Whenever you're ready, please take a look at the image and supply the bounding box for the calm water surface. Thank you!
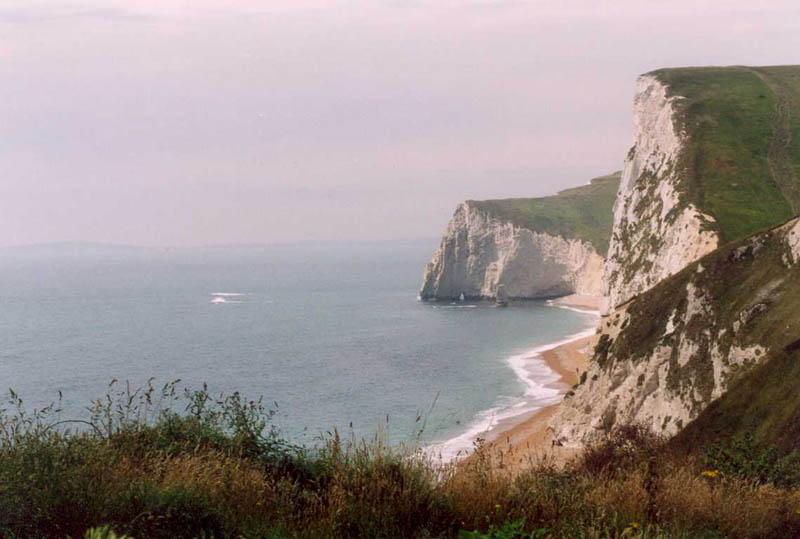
[0,241,595,448]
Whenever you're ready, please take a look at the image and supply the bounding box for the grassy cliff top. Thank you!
[467,171,620,255]
[649,65,800,244]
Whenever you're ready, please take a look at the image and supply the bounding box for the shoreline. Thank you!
[431,297,599,464]
[547,293,603,313]
[481,333,594,469]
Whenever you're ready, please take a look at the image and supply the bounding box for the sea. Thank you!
[0,240,597,459]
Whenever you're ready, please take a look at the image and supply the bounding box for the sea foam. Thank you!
[428,313,598,463]
[210,292,246,304]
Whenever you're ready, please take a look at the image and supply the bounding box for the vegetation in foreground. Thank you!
[3,382,800,538]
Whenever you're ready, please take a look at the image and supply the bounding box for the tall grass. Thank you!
[1,382,799,538]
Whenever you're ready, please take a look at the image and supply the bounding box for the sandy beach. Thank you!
[464,306,599,472]
[486,334,593,468]
[548,294,603,312]
[433,295,600,469]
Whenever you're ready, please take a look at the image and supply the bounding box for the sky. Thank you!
[1,1,799,247]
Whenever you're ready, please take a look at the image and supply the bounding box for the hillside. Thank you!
[674,334,800,457]
[468,171,621,256]
[420,172,620,301]
[653,65,800,243]
[552,65,800,448]
[603,65,800,309]
[6,379,800,538]
[552,214,800,447]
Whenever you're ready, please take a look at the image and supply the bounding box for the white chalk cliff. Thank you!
[420,202,605,301]
[424,67,800,450]
[547,69,800,448]
[550,218,799,446]
[603,75,718,311]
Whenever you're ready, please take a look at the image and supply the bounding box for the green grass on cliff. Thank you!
[674,341,800,458]
[663,222,800,455]
[652,65,800,243]
[468,172,620,256]
[595,213,800,450]
[605,220,800,369]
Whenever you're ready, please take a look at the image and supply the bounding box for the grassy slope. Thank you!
[652,65,800,243]
[595,214,800,449]
[606,65,800,451]
[608,222,800,368]
[673,341,800,456]
[468,171,620,256]
[757,66,800,206]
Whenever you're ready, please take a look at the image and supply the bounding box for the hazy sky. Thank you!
[2,1,799,246]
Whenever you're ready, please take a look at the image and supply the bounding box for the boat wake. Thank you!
[210,292,246,304]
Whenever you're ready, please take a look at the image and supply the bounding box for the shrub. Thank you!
[3,383,800,538]
[84,526,131,539]
[701,433,800,488]
[458,519,547,538]
[577,423,666,477]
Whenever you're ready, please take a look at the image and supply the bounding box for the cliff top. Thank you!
[649,65,800,243]
[467,171,621,255]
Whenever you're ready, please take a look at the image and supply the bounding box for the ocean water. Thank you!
[0,240,596,453]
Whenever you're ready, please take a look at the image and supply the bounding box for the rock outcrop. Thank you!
[420,203,605,300]
[420,173,620,301]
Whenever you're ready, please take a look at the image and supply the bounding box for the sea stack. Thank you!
[494,284,508,307]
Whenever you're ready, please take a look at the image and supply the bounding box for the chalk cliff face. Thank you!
[551,217,800,446]
[603,75,718,311]
[548,66,800,448]
[424,66,800,451]
[420,202,605,300]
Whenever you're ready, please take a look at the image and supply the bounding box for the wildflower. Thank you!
[622,523,639,535]
[701,470,719,478]
[494,504,501,509]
